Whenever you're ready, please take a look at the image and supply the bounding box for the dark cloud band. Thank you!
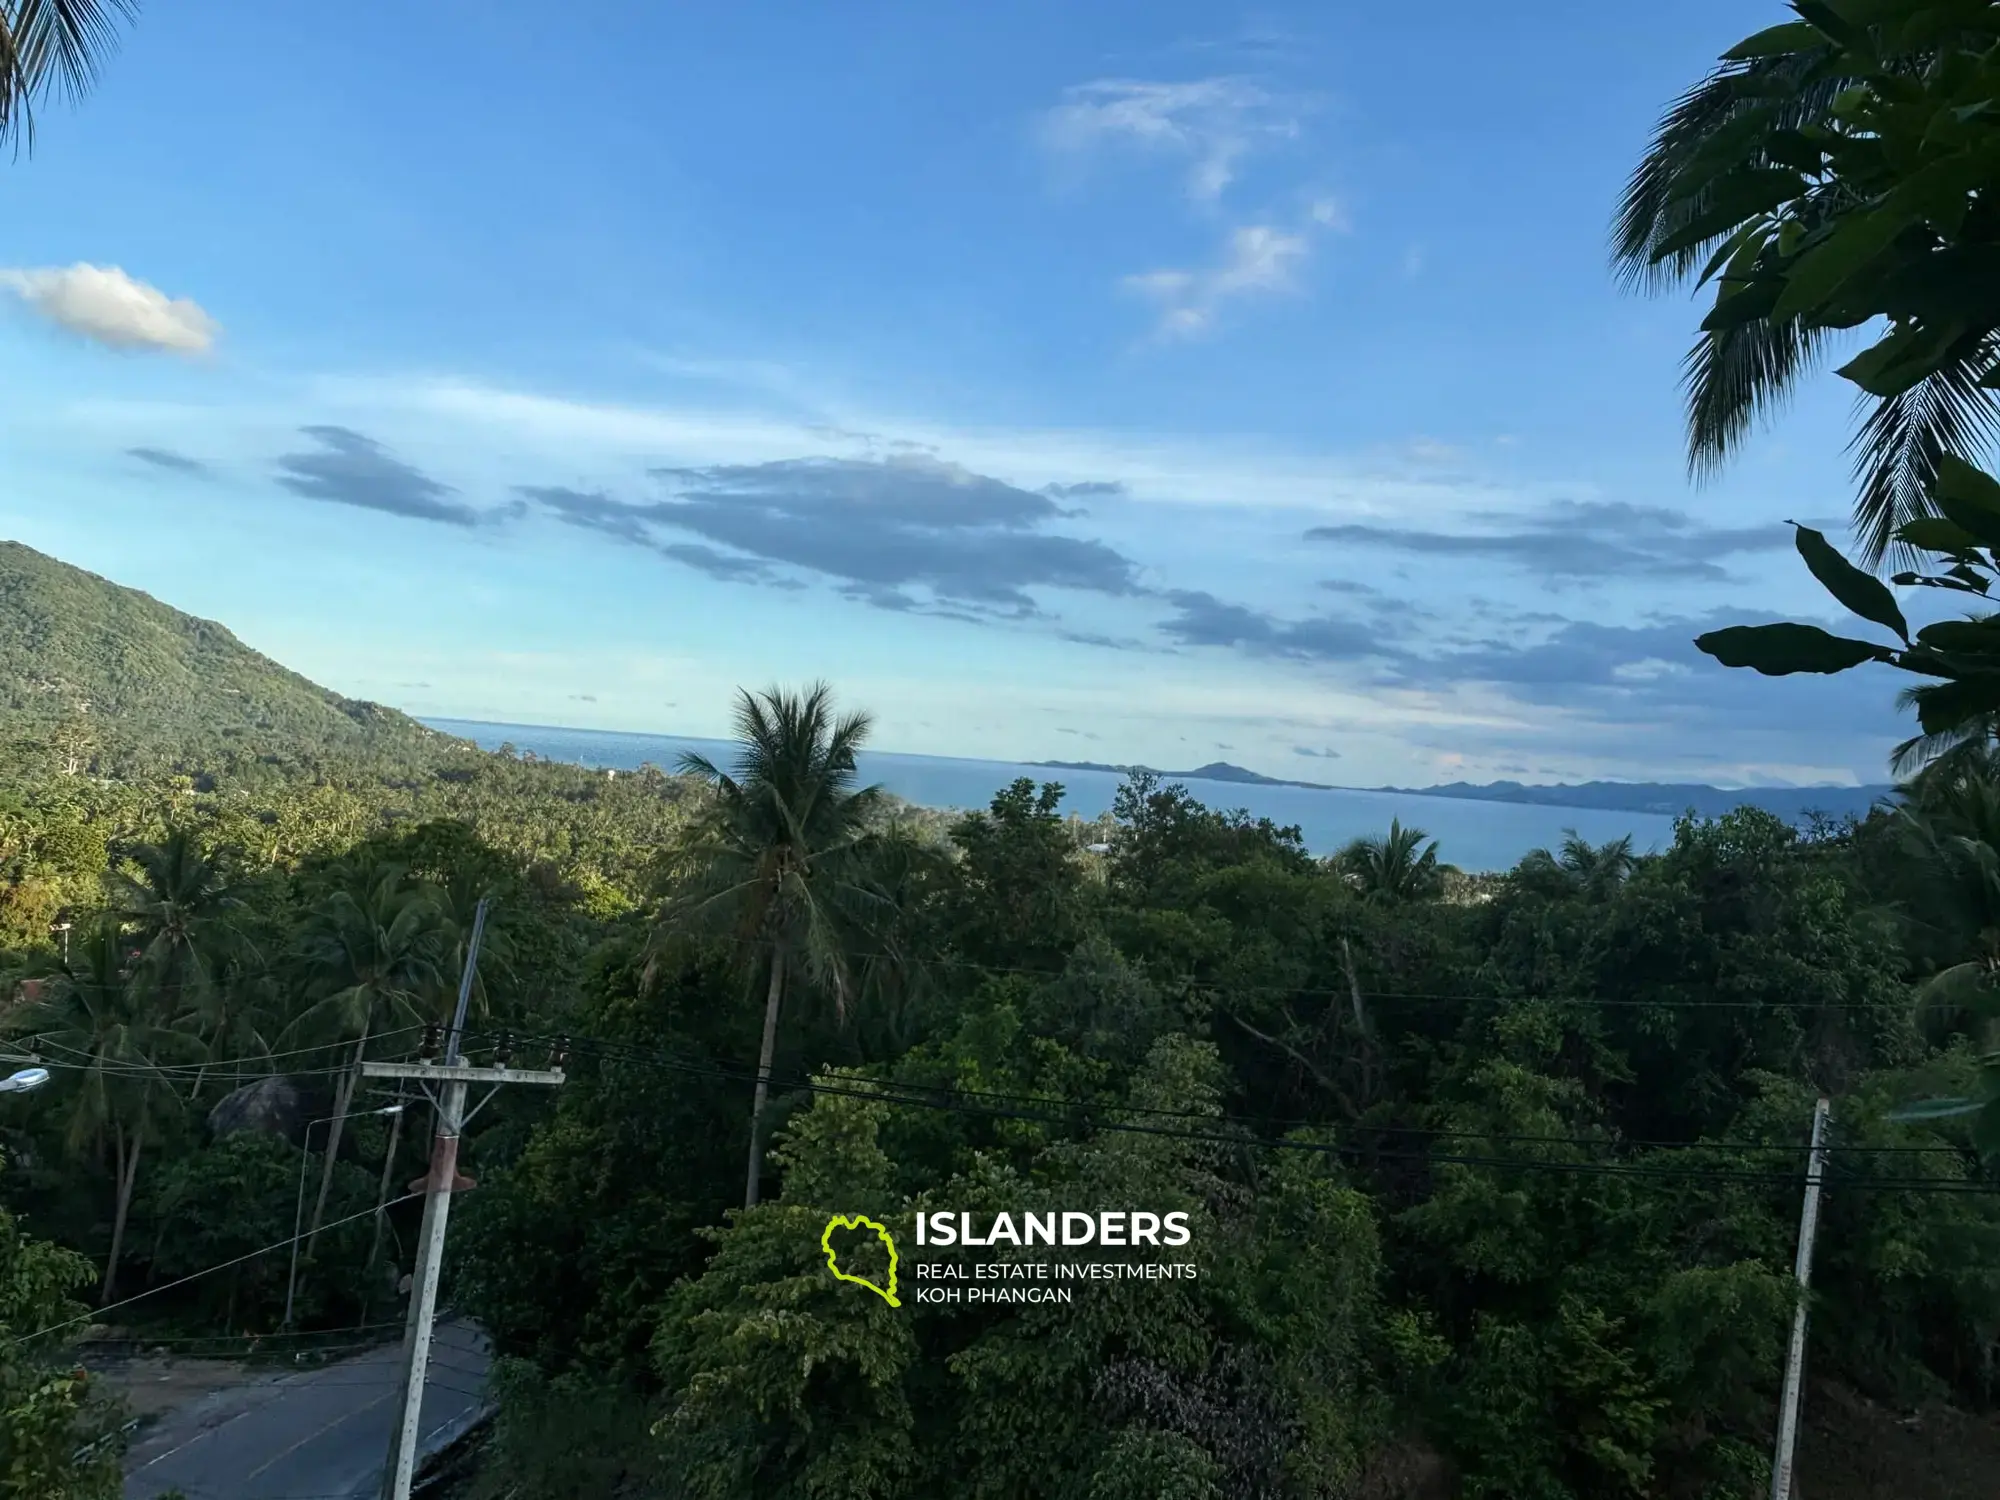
[1306,499,1795,582]
[276,426,485,526]
[522,456,1141,615]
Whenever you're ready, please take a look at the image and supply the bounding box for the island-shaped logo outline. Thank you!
[821,1213,901,1307]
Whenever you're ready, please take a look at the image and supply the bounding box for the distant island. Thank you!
[1030,760,1896,822]
[1035,759,1345,792]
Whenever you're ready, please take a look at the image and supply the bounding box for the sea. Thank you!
[424,717,1685,874]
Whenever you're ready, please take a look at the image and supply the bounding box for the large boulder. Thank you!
[206,1076,333,1149]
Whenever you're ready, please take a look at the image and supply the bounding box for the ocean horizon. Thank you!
[424,717,1686,873]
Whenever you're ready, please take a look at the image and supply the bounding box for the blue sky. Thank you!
[0,0,1916,787]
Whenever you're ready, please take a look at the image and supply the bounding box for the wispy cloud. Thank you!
[0,264,217,355]
[1124,224,1313,339]
[276,426,492,526]
[1305,499,1796,582]
[1039,73,1340,340]
[1158,589,1384,661]
[1038,76,1301,203]
[127,446,213,478]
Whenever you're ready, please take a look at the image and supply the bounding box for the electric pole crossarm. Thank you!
[361,1062,567,1086]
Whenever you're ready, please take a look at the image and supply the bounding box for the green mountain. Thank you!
[0,540,459,770]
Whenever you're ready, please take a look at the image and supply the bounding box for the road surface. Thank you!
[120,1319,492,1500]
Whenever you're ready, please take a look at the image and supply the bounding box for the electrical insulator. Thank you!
[550,1036,570,1071]
[420,1023,442,1061]
[493,1031,515,1068]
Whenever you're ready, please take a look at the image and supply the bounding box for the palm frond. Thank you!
[1890,714,1999,781]
[1682,316,1839,484]
[0,0,138,153]
[1851,353,2000,565]
[1611,52,1846,293]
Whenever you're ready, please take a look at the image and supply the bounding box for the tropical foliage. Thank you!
[0,1169,120,1499]
[0,0,136,157]
[4,636,2000,1495]
[13,3,2000,1495]
[1662,5,2000,1167]
[1615,0,2000,560]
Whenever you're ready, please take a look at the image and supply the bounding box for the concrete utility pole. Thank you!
[1769,1096,1832,1500]
[368,900,566,1500]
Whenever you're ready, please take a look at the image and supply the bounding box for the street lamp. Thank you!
[284,1103,404,1330]
[0,1068,49,1094]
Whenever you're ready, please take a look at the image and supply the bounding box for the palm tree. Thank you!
[842,819,949,1061]
[288,865,448,1247]
[1902,738,2000,813]
[26,919,192,1301]
[1520,832,1638,899]
[1883,772,2000,1152]
[1899,776,2000,1001]
[1334,819,1442,903]
[109,830,251,1098]
[664,683,890,1208]
[1,0,138,155]
[1612,17,2000,563]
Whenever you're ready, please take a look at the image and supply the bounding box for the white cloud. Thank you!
[0,264,218,355]
[1123,223,1311,338]
[1039,77,1300,204]
[1039,74,1345,340]
[1610,657,1693,682]
[1307,197,1348,230]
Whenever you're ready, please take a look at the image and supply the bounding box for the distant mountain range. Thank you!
[1030,760,1896,821]
[0,537,1898,827]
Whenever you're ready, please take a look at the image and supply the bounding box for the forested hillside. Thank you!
[0,540,456,775]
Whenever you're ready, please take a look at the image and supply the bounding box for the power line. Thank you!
[3,1192,424,1352]
[692,945,1927,1012]
[473,1029,2000,1196]
[13,934,1925,1025]
[83,1320,407,1345]
[11,1026,429,1083]
[489,1026,1977,1163]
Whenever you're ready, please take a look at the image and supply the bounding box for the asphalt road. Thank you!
[121,1319,492,1500]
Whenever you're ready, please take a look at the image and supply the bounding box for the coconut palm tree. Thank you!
[664,683,890,1208]
[288,865,448,1247]
[1898,775,2000,1007]
[110,830,238,986]
[27,919,193,1301]
[1880,775,2000,1152]
[1,0,139,155]
[1612,11,2000,563]
[1334,819,1442,903]
[1520,832,1639,899]
[109,830,252,1098]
